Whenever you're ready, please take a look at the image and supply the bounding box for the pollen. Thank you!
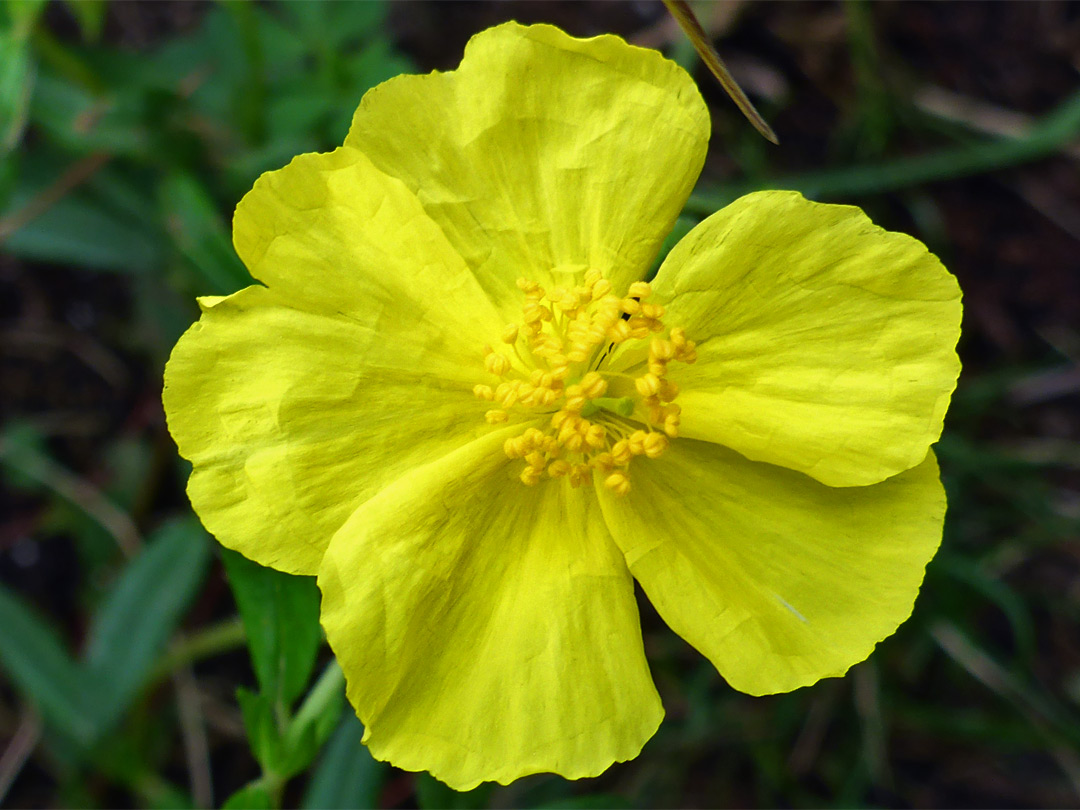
[473,273,696,495]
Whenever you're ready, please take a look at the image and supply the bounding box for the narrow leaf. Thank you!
[0,585,96,745]
[222,549,321,708]
[84,517,211,730]
[301,714,386,810]
[280,661,345,777]
[237,687,283,774]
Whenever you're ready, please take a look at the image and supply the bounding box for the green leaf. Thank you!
[222,549,321,708]
[1,184,163,272]
[416,772,494,809]
[302,713,386,810]
[0,585,97,746]
[222,780,274,810]
[159,171,251,295]
[61,0,106,43]
[83,517,212,731]
[0,0,47,151]
[280,662,345,778]
[0,29,35,151]
[237,687,283,774]
[537,797,634,810]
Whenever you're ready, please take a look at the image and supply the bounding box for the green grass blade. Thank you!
[686,87,1080,214]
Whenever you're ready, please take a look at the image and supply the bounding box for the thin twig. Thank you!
[662,0,779,144]
[149,617,247,684]
[0,151,110,243]
[172,661,214,809]
[0,712,42,804]
[0,437,141,557]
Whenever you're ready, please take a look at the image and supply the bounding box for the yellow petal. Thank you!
[163,285,491,575]
[319,428,662,790]
[233,145,504,338]
[599,440,945,696]
[645,190,961,487]
[345,22,710,299]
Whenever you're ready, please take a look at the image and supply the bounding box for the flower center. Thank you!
[474,270,696,496]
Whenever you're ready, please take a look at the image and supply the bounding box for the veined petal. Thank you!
[319,428,662,790]
[163,285,492,575]
[599,439,945,696]
[233,145,505,341]
[647,190,961,487]
[344,22,710,304]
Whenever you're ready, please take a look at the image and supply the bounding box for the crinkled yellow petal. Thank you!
[644,190,961,487]
[163,284,493,576]
[599,440,945,696]
[165,145,512,574]
[319,428,662,790]
[233,145,504,340]
[344,22,710,304]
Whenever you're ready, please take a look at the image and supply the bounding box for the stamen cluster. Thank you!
[474,271,696,495]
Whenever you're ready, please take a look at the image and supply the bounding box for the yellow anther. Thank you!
[480,273,692,493]
[611,440,632,466]
[650,338,675,362]
[643,432,669,459]
[663,415,680,438]
[580,372,607,399]
[607,320,632,343]
[635,373,661,398]
[496,385,519,408]
[522,427,545,447]
[585,423,606,448]
[563,431,585,452]
[520,466,542,486]
[604,470,631,496]
[658,380,679,402]
[590,452,615,472]
[485,352,510,376]
[627,318,652,340]
[568,463,591,488]
[548,459,571,478]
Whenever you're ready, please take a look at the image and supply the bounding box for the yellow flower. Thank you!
[163,23,961,790]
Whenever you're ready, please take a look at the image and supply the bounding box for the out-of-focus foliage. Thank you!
[2,1,1080,808]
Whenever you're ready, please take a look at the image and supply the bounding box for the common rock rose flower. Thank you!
[163,23,962,790]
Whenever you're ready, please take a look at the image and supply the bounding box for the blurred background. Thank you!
[1,1,1079,807]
